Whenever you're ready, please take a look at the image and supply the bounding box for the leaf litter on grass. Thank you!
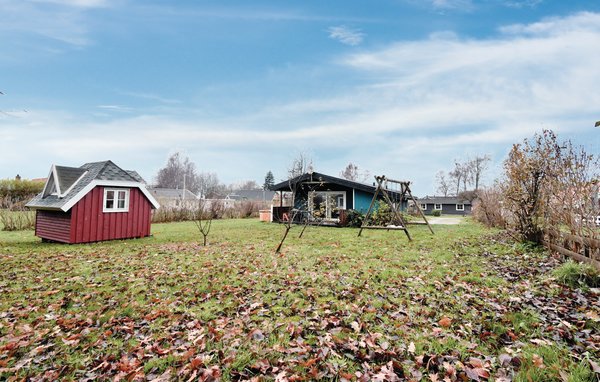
[0,220,598,381]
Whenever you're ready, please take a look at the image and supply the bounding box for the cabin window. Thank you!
[420,203,427,210]
[456,204,465,211]
[434,203,442,210]
[104,188,130,212]
[309,191,346,220]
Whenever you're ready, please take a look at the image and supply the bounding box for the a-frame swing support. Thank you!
[358,176,434,240]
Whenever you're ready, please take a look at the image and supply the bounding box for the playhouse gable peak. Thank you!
[27,160,159,212]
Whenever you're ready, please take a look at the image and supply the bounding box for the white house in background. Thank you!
[148,188,199,209]
[226,189,276,202]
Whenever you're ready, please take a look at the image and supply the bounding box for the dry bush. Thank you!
[501,130,599,243]
[151,206,195,223]
[0,209,36,231]
[472,186,507,228]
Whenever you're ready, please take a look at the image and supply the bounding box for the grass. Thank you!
[0,219,598,380]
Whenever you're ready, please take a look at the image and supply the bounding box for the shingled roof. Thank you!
[26,161,159,211]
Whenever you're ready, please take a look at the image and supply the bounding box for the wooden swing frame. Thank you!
[358,175,434,240]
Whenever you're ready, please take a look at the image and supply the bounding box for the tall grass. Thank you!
[0,209,36,231]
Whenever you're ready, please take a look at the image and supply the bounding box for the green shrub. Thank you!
[553,260,600,288]
[343,209,364,228]
[432,210,442,217]
[372,202,393,226]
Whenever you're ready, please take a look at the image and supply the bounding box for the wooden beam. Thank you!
[542,241,600,270]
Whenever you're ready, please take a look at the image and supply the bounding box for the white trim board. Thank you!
[61,180,161,212]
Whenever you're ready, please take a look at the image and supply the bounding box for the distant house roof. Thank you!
[26,160,159,212]
[149,188,198,200]
[417,196,472,205]
[227,189,276,201]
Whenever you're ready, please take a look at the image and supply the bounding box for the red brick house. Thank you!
[26,161,160,243]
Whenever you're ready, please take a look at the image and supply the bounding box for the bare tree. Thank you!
[155,152,201,193]
[198,172,226,198]
[288,152,313,179]
[275,176,324,253]
[232,180,261,190]
[435,171,451,197]
[448,163,463,196]
[340,162,370,183]
[469,155,491,191]
[193,199,213,246]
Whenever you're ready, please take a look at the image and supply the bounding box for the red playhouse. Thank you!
[26,160,160,243]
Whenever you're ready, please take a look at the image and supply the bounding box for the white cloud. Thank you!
[503,0,543,9]
[28,0,108,7]
[430,0,473,10]
[3,12,600,194]
[328,25,365,46]
[0,0,98,47]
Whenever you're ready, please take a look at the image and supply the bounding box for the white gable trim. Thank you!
[58,170,88,198]
[60,180,161,212]
[41,165,58,198]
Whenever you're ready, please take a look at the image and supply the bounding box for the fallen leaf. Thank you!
[439,317,452,328]
[532,354,545,369]
[590,359,600,373]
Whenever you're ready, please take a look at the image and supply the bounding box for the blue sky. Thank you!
[1,0,599,195]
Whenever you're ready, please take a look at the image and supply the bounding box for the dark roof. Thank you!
[227,189,276,201]
[271,172,406,199]
[27,161,153,211]
[126,170,146,183]
[149,188,197,200]
[417,196,471,205]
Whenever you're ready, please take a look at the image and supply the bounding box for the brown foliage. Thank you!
[501,130,599,243]
[472,186,507,229]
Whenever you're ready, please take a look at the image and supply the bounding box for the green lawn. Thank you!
[0,219,598,381]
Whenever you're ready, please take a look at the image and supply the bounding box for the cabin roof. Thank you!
[26,160,159,211]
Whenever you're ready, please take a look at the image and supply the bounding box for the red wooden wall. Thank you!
[69,186,152,243]
[36,210,72,243]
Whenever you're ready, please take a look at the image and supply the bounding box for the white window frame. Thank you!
[434,203,442,210]
[420,203,427,210]
[103,188,130,213]
[456,204,465,211]
[309,191,346,220]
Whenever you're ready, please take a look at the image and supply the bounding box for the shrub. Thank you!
[472,186,507,228]
[371,202,393,225]
[0,209,36,231]
[432,210,441,217]
[0,179,44,208]
[343,209,364,228]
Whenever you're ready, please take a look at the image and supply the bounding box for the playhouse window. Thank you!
[434,204,442,210]
[104,188,130,212]
[456,204,465,211]
[420,203,427,210]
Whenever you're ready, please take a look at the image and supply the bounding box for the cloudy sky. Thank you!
[1,0,599,195]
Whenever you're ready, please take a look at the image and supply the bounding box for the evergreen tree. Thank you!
[263,171,275,190]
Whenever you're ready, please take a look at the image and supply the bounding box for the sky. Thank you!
[1,0,599,196]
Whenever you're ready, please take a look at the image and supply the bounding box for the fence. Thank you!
[542,229,600,270]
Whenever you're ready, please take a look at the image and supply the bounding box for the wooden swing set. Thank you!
[358,175,434,241]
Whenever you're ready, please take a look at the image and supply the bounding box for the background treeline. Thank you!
[0,178,44,209]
